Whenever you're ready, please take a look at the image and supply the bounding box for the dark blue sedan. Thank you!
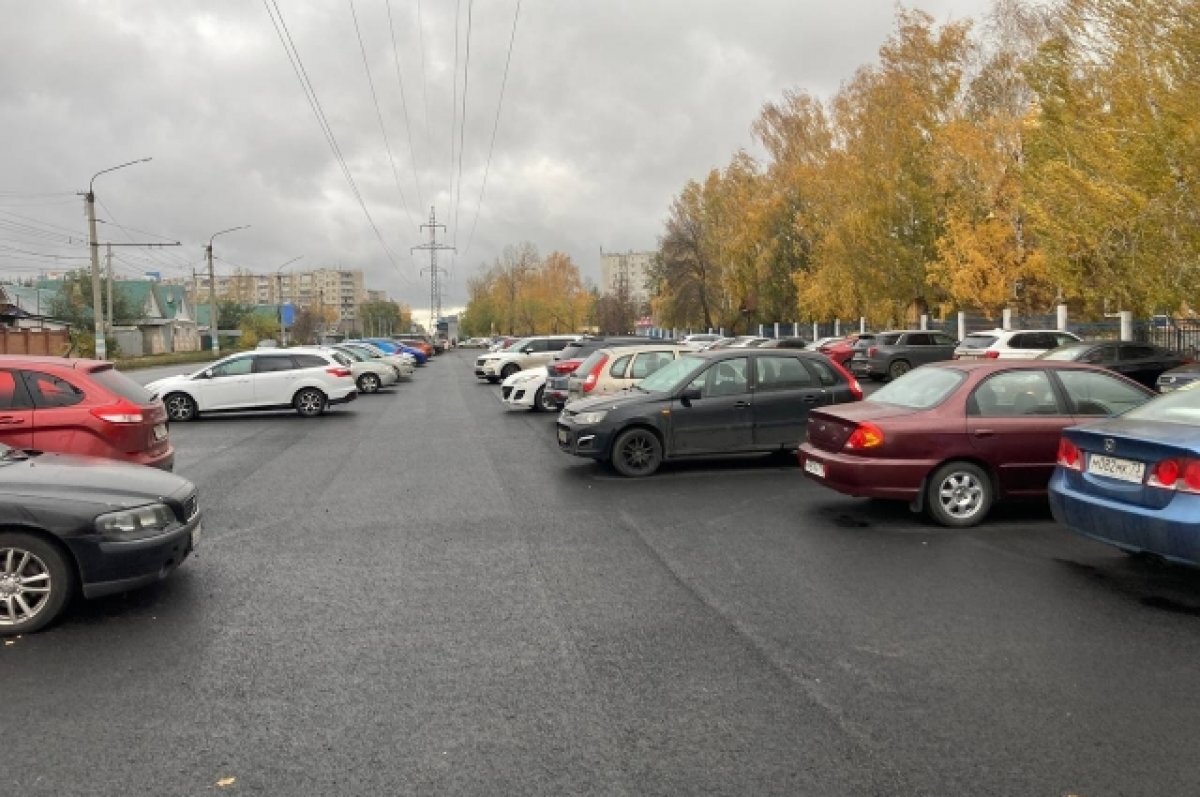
[1049,386,1200,566]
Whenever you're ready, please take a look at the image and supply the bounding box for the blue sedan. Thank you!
[354,338,427,365]
[1049,386,1200,566]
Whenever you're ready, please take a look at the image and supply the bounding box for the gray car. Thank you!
[852,329,958,381]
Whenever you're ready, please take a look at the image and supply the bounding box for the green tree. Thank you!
[48,270,138,357]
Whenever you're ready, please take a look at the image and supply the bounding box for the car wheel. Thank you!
[610,427,663,478]
[0,532,74,636]
[486,376,500,384]
[500,364,520,379]
[357,373,381,394]
[164,392,198,422]
[293,387,328,417]
[926,461,993,528]
[534,386,556,413]
[888,360,911,380]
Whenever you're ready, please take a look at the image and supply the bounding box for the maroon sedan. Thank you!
[798,361,1155,527]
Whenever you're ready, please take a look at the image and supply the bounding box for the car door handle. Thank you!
[734,400,751,409]
[802,395,819,404]
[0,416,24,425]
[973,429,996,438]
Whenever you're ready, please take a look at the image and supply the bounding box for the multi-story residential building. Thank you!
[600,249,653,305]
[187,268,370,329]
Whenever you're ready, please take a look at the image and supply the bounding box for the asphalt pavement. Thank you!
[5,350,1200,795]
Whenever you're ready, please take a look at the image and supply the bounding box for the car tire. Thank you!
[500,364,520,380]
[293,387,328,417]
[357,373,381,394]
[926,461,993,528]
[0,531,74,636]
[534,385,556,413]
[888,360,911,380]
[164,392,198,422]
[486,376,500,384]
[610,427,663,478]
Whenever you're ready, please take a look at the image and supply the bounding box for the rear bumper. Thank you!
[329,390,357,406]
[798,444,930,501]
[131,446,175,472]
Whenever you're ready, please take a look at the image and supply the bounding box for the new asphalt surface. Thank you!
[5,350,1200,795]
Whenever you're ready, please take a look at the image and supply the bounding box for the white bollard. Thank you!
[1057,304,1068,331]
[920,314,929,331]
[1120,311,1133,341]
[958,311,966,342]
[1002,308,1013,331]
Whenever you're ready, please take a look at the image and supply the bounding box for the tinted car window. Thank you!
[968,370,1064,416]
[688,357,749,398]
[22,371,85,409]
[1081,345,1117,364]
[609,355,632,378]
[905,333,932,346]
[932,333,957,346]
[0,370,30,410]
[1121,344,1157,360]
[211,357,252,377]
[877,333,902,346]
[254,355,296,373]
[755,356,814,391]
[547,338,573,352]
[804,357,838,386]
[630,351,674,379]
[89,366,155,404]
[1057,370,1149,416]
[293,354,330,368]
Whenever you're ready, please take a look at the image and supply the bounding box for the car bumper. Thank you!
[131,445,175,472]
[556,420,613,460]
[1049,470,1200,565]
[329,389,357,406]
[501,384,539,409]
[798,444,931,502]
[72,514,201,599]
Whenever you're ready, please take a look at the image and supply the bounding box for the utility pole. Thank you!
[206,226,250,356]
[411,206,454,336]
[105,244,113,335]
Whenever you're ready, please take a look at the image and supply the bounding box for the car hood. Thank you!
[503,367,547,386]
[144,373,196,395]
[1161,363,1200,377]
[565,390,657,413]
[0,452,194,509]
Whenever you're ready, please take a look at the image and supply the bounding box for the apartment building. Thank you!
[188,268,370,326]
[599,249,653,305]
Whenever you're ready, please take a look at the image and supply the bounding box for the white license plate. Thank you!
[557,428,569,445]
[803,458,826,478]
[1087,454,1145,483]
[191,524,202,549]
[153,423,168,441]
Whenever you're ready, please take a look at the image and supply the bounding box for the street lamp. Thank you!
[205,225,250,355]
[84,158,151,359]
[275,255,303,346]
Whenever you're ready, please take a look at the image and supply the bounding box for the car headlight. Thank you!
[574,410,608,425]
[96,503,176,541]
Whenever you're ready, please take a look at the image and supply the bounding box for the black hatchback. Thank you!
[556,349,862,476]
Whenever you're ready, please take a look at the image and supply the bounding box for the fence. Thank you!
[0,327,70,355]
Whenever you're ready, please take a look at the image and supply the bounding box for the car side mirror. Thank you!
[680,386,702,403]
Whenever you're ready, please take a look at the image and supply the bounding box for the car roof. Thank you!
[933,360,1134,374]
[601,343,689,355]
[0,355,110,371]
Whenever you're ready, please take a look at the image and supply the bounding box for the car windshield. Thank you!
[335,347,366,361]
[1122,385,1200,425]
[1038,344,1093,361]
[637,355,706,392]
[869,366,966,409]
[959,334,998,349]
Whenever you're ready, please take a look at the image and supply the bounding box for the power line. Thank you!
[384,0,425,212]
[416,0,431,143]
[348,0,416,231]
[453,0,476,254]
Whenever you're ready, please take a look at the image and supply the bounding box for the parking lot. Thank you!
[6,349,1200,795]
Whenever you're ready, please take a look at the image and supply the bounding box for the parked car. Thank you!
[566,344,691,402]
[1035,340,1191,390]
[0,356,173,470]
[488,337,518,352]
[0,446,201,635]
[329,345,399,393]
[1049,387,1200,566]
[474,335,579,383]
[146,347,357,421]
[1157,363,1200,393]
[759,337,809,350]
[501,367,554,412]
[799,361,1155,527]
[852,329,958,381]
[338,341,415,378]
[545,336,649,410]
[954,328,1081,360]
[681,333,722,350]
[395,338,435,359]
[820,333,875,366]
[811,337,845,350]
[557,349,862,477]
[726,336,771,348]
[363,338,427,364]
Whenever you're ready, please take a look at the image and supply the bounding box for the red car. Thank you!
[0,356,173,470]
[820,333,875,366]
[798,360,1155,527]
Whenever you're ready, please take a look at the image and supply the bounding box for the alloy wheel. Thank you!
[0,546,52,630]
[937,471,985,520]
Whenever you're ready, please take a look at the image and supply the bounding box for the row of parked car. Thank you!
[0,336,437,636]
[473,330,1200,569]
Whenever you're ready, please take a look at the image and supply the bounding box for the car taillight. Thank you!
[90,400,145,424]
[583,355,609,392]
[327,367,353,378]
[984,350,1000,359]
[1147,458,1200,492]
[553,360,580,375]
[826,358,863,400]
[845,422,884,450]
[1056,437,1082,471]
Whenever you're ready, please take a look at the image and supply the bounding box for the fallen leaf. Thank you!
[215,776,236,788]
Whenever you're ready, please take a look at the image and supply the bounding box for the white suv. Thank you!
[474,335,579,383]
[953,328,1080,360]
[146,347,358,420]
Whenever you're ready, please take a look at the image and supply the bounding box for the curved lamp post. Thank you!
[205,225,250,355]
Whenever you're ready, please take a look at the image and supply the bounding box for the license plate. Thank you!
[191,524,202,549]
[153,423,168,441]
[803,458,826,478]
[1087,454,1145,483]
[557,427,569,445]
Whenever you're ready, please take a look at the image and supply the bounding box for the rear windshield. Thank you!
[90,366,156,404]
[576,350,607,374]
[959,335,998,349]
[877,333,901,346]
[1039,344,1092,361]
[868,366,965,409]
[1122,385,1200,425]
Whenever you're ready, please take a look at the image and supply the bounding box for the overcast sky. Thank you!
[0,0,995,324]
